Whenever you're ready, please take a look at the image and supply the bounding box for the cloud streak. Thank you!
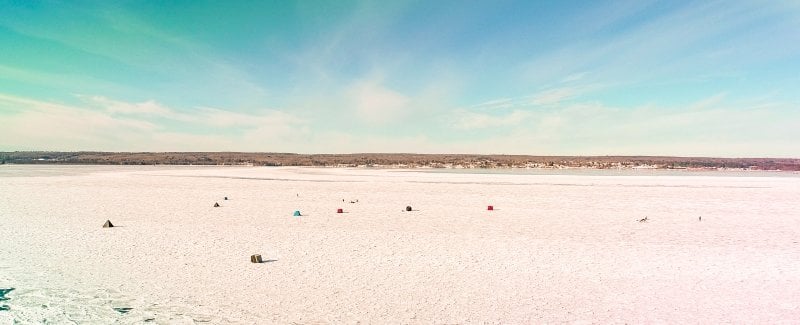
[0,93,307,152]
[347,78,411,124]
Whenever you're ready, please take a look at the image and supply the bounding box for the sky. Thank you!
[1,0,798,157]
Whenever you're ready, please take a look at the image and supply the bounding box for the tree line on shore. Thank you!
[2,151,799,171]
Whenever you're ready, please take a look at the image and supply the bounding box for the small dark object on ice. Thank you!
[214,202,220,207]
[639,216,648,222]
[406,206,413,211]
[113,307,133,314]
[251,254,263,263]
[103,220,114,228]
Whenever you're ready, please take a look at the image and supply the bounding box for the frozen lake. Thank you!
[1,165,799,323]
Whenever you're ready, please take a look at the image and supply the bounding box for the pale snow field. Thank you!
[0,165,799,324]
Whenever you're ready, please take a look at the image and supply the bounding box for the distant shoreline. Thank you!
[2,152,799,171]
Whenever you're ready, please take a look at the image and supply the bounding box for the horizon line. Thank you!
[2,151,798,160]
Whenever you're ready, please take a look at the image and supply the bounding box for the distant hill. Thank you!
[1,151,798,171]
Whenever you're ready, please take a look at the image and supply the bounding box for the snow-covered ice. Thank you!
[1,165,799,323]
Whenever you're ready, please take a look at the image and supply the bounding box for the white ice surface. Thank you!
[1,165,799,323]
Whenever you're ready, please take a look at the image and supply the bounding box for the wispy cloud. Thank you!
[688,93,727,110]
[77,95,304,129]
[80,95,172,115]
[347,77,411,124]
[469,98,514,110]
[446,96,800,157]
[450,109,530,130]
[529,88,578,106]
[521,1,800,90]
[560,72,588,83]
[0,93,156,150]
[465,86,585,113]
[0,93,306,151]
[0,5,268,107]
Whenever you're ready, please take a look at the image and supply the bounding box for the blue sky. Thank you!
[1,0,798,157]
